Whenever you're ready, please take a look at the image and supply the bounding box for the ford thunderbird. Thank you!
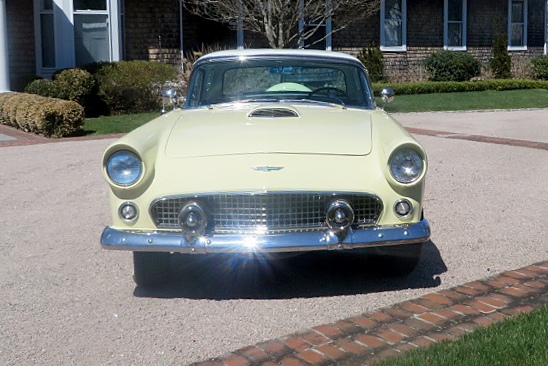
[100,49,430,287]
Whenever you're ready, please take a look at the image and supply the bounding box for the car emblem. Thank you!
[251,166,284,172]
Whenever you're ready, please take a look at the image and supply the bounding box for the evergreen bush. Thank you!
[490,33,512,79]
[358,41,385,83]
[532,56,548,80]
[90,61,179,114]
[425,51,481,82]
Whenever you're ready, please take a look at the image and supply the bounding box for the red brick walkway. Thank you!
[191,262,548,366]
[0,124,122,148]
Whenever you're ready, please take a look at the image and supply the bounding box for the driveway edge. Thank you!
[191,261,548,366]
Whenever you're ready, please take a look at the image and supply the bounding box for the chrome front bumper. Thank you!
[100,219,430,254]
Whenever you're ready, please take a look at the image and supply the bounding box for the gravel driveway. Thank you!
[1,112,547,365]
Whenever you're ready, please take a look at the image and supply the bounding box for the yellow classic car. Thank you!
[100,49,430,287]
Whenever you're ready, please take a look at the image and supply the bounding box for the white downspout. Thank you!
[545,0,547,54]
[237,0,244,49]
[0,0,10,91]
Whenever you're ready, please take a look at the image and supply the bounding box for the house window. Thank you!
[380,0,407,52]
[74,0,110,67]
[298,0,333,50]
[39,0,55,68]
[444,0,467,50]
[34,0,122,77]
[508,0,528,50]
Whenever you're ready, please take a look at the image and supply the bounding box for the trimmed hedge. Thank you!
[25,69,99,116]
[24,61,179,116]
[0,92,84,137]
[425,51,482,82]
[89,60,179,114]
[372,79,548,96]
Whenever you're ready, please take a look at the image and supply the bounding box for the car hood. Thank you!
[165,104,372,158]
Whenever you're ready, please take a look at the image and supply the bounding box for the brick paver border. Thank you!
[406,127,548,151]
[192,261,548,366]
[0,124,123,148]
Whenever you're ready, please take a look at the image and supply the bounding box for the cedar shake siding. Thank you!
[7,0,35,91]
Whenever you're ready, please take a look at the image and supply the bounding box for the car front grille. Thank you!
[150,192,383,233]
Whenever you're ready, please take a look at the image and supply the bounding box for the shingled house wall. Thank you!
[332,0,545,81]
[6,0,35,91]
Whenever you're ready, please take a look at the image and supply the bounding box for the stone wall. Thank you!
[6,0,35,91]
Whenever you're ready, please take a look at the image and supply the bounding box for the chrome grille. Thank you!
[150,192,383,233]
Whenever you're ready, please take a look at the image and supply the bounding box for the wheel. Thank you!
[369,242,424,277]
[133,251,171,287]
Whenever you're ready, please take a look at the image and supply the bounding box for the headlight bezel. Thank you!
[388,148,425,185]
[105,150,143,187]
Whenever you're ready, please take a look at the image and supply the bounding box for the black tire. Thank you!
[133,252,171,287]
[369,242,424,277]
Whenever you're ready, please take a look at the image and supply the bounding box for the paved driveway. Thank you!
[1,110,547,365]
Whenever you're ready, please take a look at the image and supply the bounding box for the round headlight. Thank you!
[106,151,142,186]
[389,149,424,184]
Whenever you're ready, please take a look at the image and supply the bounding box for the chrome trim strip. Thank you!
[100,219,430,254]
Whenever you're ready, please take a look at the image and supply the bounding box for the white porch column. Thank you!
[109,0,123,61]
[0,0,10,91]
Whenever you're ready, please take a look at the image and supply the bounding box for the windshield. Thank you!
[185,57,374,109]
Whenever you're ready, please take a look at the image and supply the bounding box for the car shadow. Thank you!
[133,240,447,300]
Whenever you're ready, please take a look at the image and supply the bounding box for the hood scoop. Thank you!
[248,107,299,118]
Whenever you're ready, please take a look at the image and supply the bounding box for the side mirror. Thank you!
[381,88,395,110]
[161,89,178,114]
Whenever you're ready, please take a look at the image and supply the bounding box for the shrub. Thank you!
[89,60,179,114]
[532,56,548,80]
[54,69,96,106]
[371,79,548,96]
[24,69,99,115]
[358,41,385,82]
[490,33,512,79]
[0,92,84,137]
[425,51,482,82]
[24,79,61,98]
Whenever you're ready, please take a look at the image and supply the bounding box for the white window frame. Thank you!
[298,0,333,50]
[444,0,467,51]
[380,0,407,52]
[33,0,123,77]
[508,0,528,51]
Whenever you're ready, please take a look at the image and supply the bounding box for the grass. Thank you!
[79,89,548,136]
[376,305,548,366]
[81,112,160,135]
[381,88,548,113]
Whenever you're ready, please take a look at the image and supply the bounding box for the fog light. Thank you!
[326,200,355,231]
[178,202,207,236]
[394,199,413,217]
[119,202,139,221]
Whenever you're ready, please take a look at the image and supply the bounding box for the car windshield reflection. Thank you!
[185,58,374,109]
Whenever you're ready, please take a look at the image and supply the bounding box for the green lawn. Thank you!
[80,89,548,136]
[381,88,548,113]
[81,112,160,135]
[376,305,548,366]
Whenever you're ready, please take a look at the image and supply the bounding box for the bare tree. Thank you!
[182,0,380,49]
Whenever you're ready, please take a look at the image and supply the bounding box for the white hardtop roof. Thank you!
[197,48,360,63]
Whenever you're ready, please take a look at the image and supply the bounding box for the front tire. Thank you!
[370,242,424,277]
[133,252,171,287]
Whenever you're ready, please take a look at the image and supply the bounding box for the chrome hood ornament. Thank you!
[251,166,284,172]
